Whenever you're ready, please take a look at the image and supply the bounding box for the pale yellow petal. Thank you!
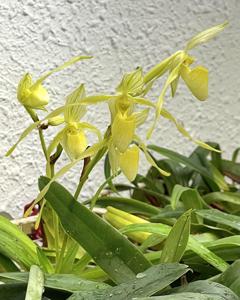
[116,68,144,95]
[129,95,155,108]
[79,94,116,105]
[108,142,120,175]
[119,145,139,181]
[79,122,102,142]
[161,108,221,152]
[64,84,86,123]
[111,113,136,153]
[132,109,149,127]
[17,73,32,102]
[185,21,228,51]
[143,51,182,84]
[24,83,49,109]
[147,60,184,139]
[134,135,170,177]
[6,106,65,156]
[181,65,208,101]
[34,56,93,85]
[47,128,66,158]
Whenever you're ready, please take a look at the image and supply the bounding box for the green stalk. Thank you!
[55,234,69,273]
[74,146,107,199]
[24,106,48,160]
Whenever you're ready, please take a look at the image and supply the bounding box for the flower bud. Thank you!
[17,73,49,110]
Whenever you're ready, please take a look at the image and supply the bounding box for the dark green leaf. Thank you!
[147,145,227,191]
[196,209,240,231]
[68,263,189,300]
[0,272,109,293]
[39,176,151,284]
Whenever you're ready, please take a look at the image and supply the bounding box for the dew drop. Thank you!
[136,272,146,279]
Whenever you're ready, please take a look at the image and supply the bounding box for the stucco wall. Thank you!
[1,0,239,217]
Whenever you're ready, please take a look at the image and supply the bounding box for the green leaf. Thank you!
[184,236,240,264]
[147,145,226,191]
[25,265,44,300]
[203,192,240,205]
[0,272,109,293]
[36,247,54,274]
[96,196,160,216]
[217,260,240,296]
[0,215,38,269]
[196,209,240,231]
[171,280,238,300]
[68,263,189,300]
[160,210,191,263]
[121,223,228,271]
[0,253,19,272]
[136,293,227,299]
[39,176,151,284]
[222,159,240,183]
[170,184,207,209]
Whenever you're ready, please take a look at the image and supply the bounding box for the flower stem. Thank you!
[74,146,107,199]
[24,107,48,161]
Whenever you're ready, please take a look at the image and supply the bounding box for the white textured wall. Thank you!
[1,0,239,217]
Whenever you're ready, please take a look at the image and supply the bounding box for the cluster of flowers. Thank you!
[7,22,227,205]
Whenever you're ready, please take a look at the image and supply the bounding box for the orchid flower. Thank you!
[46,84,101,170]
[17,56,92,110]
[144,21,228,138]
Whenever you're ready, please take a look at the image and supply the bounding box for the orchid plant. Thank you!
[6,21,227,257]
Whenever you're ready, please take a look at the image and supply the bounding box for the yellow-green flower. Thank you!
[47,84,101,162]
[144,21,228,137]
[17,55,92,110]
[105,68,171,181]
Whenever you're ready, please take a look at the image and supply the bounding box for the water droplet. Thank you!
[136,272,146,279]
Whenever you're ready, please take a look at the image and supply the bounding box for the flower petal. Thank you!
[161,108,221,152]
[116,68,144,95]
[79,122,102,142]
[34,56,93,85]
[185,21,228,51]
[181,65,208,101]
[111,113,136,153]
[132,109,149,127]
[25,83,49,109]
[134,135,170,177]
[108,142,120,175]
[119,145,139,181]
[17,73,32,102]
[27,141,106,215]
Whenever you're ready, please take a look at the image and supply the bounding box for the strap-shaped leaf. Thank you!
[39,176,151,284]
